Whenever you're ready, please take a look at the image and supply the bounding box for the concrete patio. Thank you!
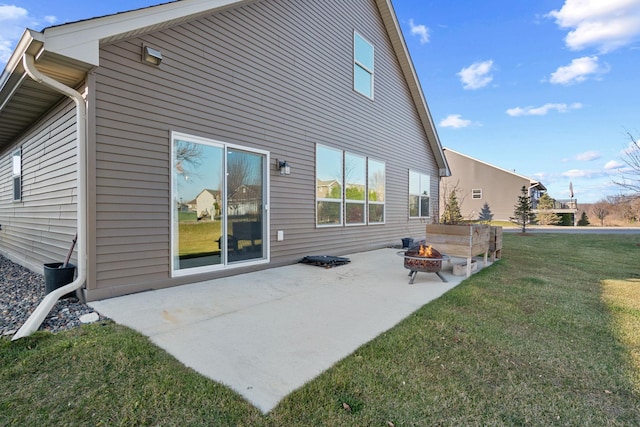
[89,247,492,413]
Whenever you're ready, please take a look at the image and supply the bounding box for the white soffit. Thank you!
[42,0,248,66]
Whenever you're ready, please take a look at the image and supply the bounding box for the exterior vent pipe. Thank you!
[12,54,87,340]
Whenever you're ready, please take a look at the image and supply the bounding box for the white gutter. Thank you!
[12,53,87,340]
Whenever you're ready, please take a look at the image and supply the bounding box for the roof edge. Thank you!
[41,0,250,66]
[444,147,544,188]
[375,0,450,177]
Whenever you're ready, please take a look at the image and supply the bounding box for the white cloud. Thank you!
[605,160,625,169]
[506,102,583,117]
[563,169,597,178]
[409,19,430,44]
[576,150,601,161]
[0,6,57,66]
[439,114,472,128]
[0,5,28,21]
[457,60,494,90]
[547,0,640,53]
[549,56,609,85]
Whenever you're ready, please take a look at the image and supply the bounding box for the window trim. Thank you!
[316,144,344,227]
[408,170,430,218]
[345,152,366,226]
[353,31,374,99]
[12,147,21,202]
[472,188,482,199]
[367,158,385,225]
[170,131,270,277]
[315,144,386,227]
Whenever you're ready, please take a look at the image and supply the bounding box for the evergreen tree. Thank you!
[441,189,463,224]
[577,211,590,226]
[536,193,561,225]
[510,186,535,232]
[478,202,493,222]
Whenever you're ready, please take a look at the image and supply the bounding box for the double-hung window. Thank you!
[472,188,482,199]
[354,32,374,99]
[345,153,366,225]
[409,170,430,218]
[12,148,21,202]
[367,159,385,223]
[316,145,343,225]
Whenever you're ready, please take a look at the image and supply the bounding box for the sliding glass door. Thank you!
[172,133,267,275]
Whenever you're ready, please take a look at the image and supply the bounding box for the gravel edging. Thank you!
[1,255,107,337]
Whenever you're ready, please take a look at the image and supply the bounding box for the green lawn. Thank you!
[2,233,639,426]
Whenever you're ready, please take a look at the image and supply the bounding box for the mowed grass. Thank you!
[2,233,639,426]
[178,221,221,256]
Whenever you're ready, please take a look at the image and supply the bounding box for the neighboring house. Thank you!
[194,189,220,219]
[440,148,577,222]
[0,0,449,301]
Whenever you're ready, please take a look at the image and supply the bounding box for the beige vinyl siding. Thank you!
[442,149,531,221]
[89,0,438,298]
[0,100,78,272]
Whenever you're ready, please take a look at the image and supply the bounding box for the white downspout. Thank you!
[12,53,87,340]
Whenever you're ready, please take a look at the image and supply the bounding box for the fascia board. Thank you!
[375,0,450,177]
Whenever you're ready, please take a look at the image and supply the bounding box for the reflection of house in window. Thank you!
[316,179,342,198]
[194,189,220,219]
[228,184,262,217]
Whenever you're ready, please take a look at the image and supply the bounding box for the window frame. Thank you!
[353,31,374,99]
[367,158,385,225]
[344,152,367,226]
[472,188,482,199]
[315,145,386,227]
[316,144,344,227]
[12,147,21,202]
[408,170,430,218]
[170,132,270,277]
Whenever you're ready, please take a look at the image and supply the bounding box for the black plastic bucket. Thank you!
[44,263,76,298]
[401,237,414,248]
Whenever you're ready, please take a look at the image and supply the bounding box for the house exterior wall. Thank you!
[0,0,443,301]
[441,149,530,221]
[82,0,442,299]
[0,100,79,272]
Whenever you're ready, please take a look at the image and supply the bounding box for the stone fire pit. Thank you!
[398,243,449,284]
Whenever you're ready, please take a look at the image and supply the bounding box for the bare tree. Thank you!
[227,154,253,196]
[613,131,640,195]
[174,141,202,179]
[590,200,611,226]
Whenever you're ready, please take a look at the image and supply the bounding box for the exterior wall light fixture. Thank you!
[142,46,162,65]
[276,159,291,176]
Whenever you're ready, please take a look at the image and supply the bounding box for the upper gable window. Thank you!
[354,32,374,99]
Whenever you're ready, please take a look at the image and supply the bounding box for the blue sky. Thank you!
[1,0,639,203]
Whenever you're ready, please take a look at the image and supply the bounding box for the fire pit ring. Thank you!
[397,250,450,284]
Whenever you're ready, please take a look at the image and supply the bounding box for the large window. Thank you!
[409,171,430,218]
[345,153,366,225]
[12,148,21,202]
[316,145,343,225]
[354,32,374,99]
[368,159,385,223]
[316,144,385,226]
[171,133,267,276]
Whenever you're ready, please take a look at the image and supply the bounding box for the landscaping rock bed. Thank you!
[0,255,106,337]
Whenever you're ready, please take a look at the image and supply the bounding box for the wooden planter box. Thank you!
[425,224,490,277]
[490,226,503,261]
